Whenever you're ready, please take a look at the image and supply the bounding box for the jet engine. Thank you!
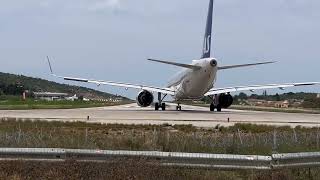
[136,90,154,107]
[218,93,234,108]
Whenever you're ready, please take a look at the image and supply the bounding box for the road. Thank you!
[1,103,320,127]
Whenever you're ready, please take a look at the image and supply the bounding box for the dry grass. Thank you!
[0,160,318,180]
[0,120,320,179]
[0,120,320,155]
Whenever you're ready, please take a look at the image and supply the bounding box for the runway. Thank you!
[1,103,320,127]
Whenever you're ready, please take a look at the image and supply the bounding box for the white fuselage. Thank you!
[167,58,218,100]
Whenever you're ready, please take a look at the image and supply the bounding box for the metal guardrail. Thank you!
[0,148,319,170]
[272,152,320,169]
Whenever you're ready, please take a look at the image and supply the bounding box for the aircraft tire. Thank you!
[155,103,159,111]
[161,103,166,111]
[217,105,222,112]
[210,103,215,111]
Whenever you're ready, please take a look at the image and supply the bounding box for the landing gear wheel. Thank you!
[161,103,166,111]
[155,93,168,111]
[155,103,159,111]
[216,105,222,112]
[176,105,182,111]
[210,103,215,112]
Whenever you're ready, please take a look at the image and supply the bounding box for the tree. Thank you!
[250,94,259,99]
[3,84,24,96]
[238,92,248,100]
[275,93,281,101]
[263,90,268,97]
[302,98,320,109]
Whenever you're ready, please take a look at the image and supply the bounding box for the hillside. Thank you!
[0,72,126,99]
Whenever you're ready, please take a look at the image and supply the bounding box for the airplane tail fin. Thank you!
[201,0,214,59]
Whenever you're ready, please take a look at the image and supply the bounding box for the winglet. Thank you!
[46,56,55,75]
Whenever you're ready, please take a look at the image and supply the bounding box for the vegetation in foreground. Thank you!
[1,120,320,155]
[0,121,320,179]
[0,160,318,180]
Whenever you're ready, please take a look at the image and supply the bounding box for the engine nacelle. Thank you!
[136,90,154,107]
[218,94,234,108]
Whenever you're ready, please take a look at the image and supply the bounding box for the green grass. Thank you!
[0,98,130,110]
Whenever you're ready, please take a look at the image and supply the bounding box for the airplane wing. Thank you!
[51,74,175,95]
[205,82,320,96]
[47,57,175,95]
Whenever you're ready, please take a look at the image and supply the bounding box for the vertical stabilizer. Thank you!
[201,0,214,59]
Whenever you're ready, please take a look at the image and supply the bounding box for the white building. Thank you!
[33,92,68,101]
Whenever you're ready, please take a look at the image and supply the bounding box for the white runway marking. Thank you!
[1,103,320,127]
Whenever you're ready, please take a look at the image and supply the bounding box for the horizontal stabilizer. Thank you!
[147,59,201,70]
[218,61,276,70]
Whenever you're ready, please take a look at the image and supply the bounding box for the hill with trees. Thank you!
[0,72,126,100]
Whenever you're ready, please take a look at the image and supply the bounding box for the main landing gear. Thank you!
[210,103,222,112]
[176,103,182,111]
[209,95,222,112]
[155,92,167,111]
[155,102,166,111]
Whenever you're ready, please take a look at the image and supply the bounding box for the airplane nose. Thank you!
[210,59,217,67]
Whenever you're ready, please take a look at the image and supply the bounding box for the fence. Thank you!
[0,148,320,170]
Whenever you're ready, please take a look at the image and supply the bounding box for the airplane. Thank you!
[47,0,320,112]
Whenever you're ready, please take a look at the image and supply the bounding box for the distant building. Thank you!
[317,94,320,99]
[275,100,290,108]
[247,99,267,107]
[93,97,124,102]
[65,94,79,101]
[33,92,68,101]
[246,98,301,109]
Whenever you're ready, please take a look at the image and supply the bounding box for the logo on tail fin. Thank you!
[203,35,211,54]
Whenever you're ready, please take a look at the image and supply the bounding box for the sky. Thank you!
[0,0,320,98]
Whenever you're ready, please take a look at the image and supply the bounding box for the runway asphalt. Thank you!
[1,103,320,127]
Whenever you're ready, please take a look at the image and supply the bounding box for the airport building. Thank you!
[93,97,124,102]
[33,92,69,101]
